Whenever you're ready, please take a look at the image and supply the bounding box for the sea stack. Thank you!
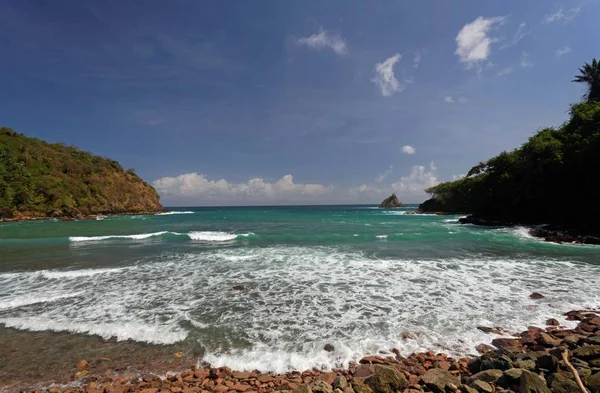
[379,193,403,208]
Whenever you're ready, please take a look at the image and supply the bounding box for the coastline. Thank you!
[3,309,599,393]
[0,211,166,223]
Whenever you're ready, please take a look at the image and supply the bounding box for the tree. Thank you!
[572,58,600,101]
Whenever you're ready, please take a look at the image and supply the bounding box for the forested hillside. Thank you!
[0,127,163,219]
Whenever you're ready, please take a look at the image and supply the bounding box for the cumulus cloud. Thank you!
[520,52,534,68]
[543,7,580,24]
[444,96,455,103]
[401,145,416,154]
[455,16,505,68]
[375,165,394,183]
[497,66,513,76]
[452,174,466,181]
[555,46,571,57]
[372,53,404,96]
[391,164,438,194]
[297,28,347,55]
[153,173,332,203]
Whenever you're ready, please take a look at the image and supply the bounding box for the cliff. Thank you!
[0,127,163,219]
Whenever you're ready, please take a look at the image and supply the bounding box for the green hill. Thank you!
[422,58,600,235]
[0,127,163,219]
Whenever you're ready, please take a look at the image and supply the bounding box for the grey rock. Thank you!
[547,372,579,393]
[519,370,550,393]
[333,376,348,390]
[514,359,536,371]
[468,369,503,384]
[421,369,461,393]
[469,380,493,393]
[588,372,600,393]
[496,368,523,389]
[572,345,600,360]
[364,365,408,393]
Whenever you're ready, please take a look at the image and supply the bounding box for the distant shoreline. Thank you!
[0,211,165,223]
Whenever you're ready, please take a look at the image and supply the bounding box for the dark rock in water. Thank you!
[545,318,559,326]
[530,227,600,245]
[232,285,247,291]
[379,193,403,208]
[477,326,502,334]
[529,292,545,299]
[458,215,512,227]
[324,344,335,352]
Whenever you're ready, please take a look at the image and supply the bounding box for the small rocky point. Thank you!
[379,194,403,209]
[10,310,600,393]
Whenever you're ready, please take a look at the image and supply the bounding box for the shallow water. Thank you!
[1,205,599,373]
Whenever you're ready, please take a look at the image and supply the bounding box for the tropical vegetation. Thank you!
[0,128,163,218]
[424,58,600,234]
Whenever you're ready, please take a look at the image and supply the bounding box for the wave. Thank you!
[157,211,195,215]
[69,231,173,242]
[69,231,253,243]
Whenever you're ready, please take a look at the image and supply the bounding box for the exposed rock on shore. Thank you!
[27,309,600,393]
[379,194,403,208]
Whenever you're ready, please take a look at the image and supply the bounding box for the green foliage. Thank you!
[572,58,600,101]
[426,98,600,231]
[0,127,163,218]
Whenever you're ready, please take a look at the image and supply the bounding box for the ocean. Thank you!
[1,205,599,374]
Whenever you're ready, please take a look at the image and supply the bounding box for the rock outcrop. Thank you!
[379,193,402,208]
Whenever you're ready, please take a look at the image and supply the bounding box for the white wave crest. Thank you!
[0,292,84,310]
[188,231,252,242]
[69,231,172,242]
[157,211,195,215]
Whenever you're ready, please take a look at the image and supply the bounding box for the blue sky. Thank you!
[1,0,598,205]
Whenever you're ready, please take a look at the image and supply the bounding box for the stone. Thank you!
[545,318,559,326]
[232,384,252,392]
[351,379,373,393]
[588,372,600,393]
[518,370,550,393]
[462,387,478,393]
[565,310,585,321]
[232,285,247,290]
[359,356,384,365]
[467,357,482,374]
[324,344,335,352]
[477,326,502,334]
[514,359,536,371]
[547,372,580,393]
[536,354,559,372]
[77,359,88,370]
[586,336,600,345]
[529,293,545,299]
[420,369,460,393]
[475,344,495,354]
[342,387,355,393]
[491,338,523,353]
[354,364,375,378]
[292,385,312,393]
[572,345,600,360]
[313,381,333,393]
[364,365,408,393]
[401,331,417,340]
[496,368,524,389]
[332,376,348,390]
[469,380,493,393]
[258,375,275,383]
[537,332,562,347]
[467,369,503,384]
[233,372,251,379]
[480,352,513,371]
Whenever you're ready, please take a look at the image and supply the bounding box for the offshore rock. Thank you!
[379,193,402,208]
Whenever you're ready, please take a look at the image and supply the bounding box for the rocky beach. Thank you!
[4,308,600,393]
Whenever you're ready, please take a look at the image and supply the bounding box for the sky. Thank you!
[1,0,598,205]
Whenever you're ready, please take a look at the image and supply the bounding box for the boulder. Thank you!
[588,372,600,393]
[351,379,373,393]
[293,385,313,393]
[420,369,461,393]
[518,370,550,393]
[324,344,335,352]
[332,376,348,390]
[547,372,581,393]
[467,369,503,384]
[529,293,545,300]
[514,359,536,371]
[363,365,408,393]
[313,381,333,393]
[545,318,559,326]
[480,352,513,371]
[496,368,523,389]
[469,380,493,393]
[572,345,600,360]
[379,194,403,208]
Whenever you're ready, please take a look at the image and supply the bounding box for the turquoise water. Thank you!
[1,205,599,372]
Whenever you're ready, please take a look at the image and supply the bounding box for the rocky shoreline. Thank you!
[0,211,166,223]
[10,309,600,393]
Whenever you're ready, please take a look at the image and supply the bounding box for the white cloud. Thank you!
[455,16,505,68]
[452,174,466,181]
[444,96,455,103]
[153,173,332,202]
[391,164,438,194]
[375,165,394,183]
[297,28,347,55]
[429,161,437,171]
[413,52,421,68]
[497,66,513,76]
[555,46,571,57]
[401,145,416,154]
[445,96,467,103]
[520,52,534,68]
[543,7,580,24]
[372,53,404,96]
